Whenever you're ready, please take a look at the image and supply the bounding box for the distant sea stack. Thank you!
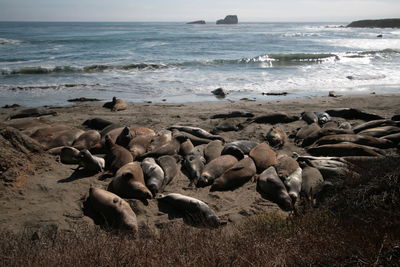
[216,15,238,25]
[187,20,206,25]
[347,18,400,28]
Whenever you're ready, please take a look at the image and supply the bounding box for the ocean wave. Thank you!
[0,38,22,45]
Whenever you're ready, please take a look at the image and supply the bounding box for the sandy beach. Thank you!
[0,93,399,235]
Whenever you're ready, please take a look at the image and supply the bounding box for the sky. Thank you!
[0,0,399,22]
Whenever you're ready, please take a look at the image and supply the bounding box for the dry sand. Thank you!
[0,93,399,235]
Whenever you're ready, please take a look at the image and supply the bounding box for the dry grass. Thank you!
[1,157,399,266]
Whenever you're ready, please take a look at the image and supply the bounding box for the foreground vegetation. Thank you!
[1,157,399,266]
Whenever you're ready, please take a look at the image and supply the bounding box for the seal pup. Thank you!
[204,140,224,163]
[256,166,292,211]
[72,130,101,150]
[210,156,256,192]
[88,187,138,234]
[109,162,153,200]
[265,126,287,148]
[157,155,180,189]
[157,193,223,228]
[104,134,133,174]
[141,157,165,196]
[249,142,278,173]
[315,112,331,125]
[183,150,206,187]
[77,149,105,173]
[198,154,238,187]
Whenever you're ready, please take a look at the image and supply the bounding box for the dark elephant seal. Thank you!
[301,112,318,124]
[300,164,324,205]
[72,130,101,150]
[308,143,383,157]
[325,108,384,121]
[82,118,113,130]
[381,132,400,145]
[103,96,127,111]
[251,112,299,124]
[358,126,400,138]
[353,119,398,133]
[104,135,133,173]
[392,115,400,121]
[167,125,224,141]
[198,154,238,187]
[7,107,57,120]
[59,146,80,164]
[204,140,224,163]
[314,134,394,149]
[297,156,353,182]
[249,142,278,173]
[77,149,105,173]
[256,166,292,211]
[157,155,179,188]
[265,126,287,148]
[295,123,321,144]
[210,156,256,192]
[157,193,222,228]
[221,140,258,160]
[275,154,300,180]
[141,157,165,196]
[109,162,153,200]
[88,187,138,234]
[116,126,134,148]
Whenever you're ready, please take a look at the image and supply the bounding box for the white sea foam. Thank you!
[0,38,21,45]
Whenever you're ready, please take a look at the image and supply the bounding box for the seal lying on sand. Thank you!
[265,126,286,148]
[314,134,394,149]
[104,135,133,174]
[103,96,127,112]
[308,143,384,157]
[77,149,105,173]
[197,154,238,187]
[325,108,383,121]
[82,117,113,130]
[88,187,138,234]
[7,107,57,120]
[72,130,101,150]
[141,157,165,196]
[157,193,224,228]
[167,125,224,141]
[249,142,277,173]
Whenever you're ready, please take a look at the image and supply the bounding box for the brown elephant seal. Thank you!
[77,149,105,173]
[197,154,238,187]
[167,125,224,141]
[295,123,321,144]
[72,130,101,150]
[358,126,400,138]
[204,140,224,163]
[156,193,223,228]
[82,117,113,130]
[381,132,400,145]
[7,107,57,120]
[300,163,324,205]
[109,162,153,200]
[30,125,72,145]
[325,108,383,121]
[103,96,127,111]
[116,126,133,148]
[265,126,287,148]
[157,155,180,188]
[210,156,256,192]
[275,154,300,180]
[256,166,292,212]
[59,146,80,164]
[302,128,354,147]
[171,131,214,146]
[249,142,278,173]
[308,143,383,157]
[104,135,133,173]
[221,140,259,160]
[339,121,352,130]
[183,151,206,187]
[128,134,153,159]
[5,118,50,136]
[141,131,186,158]
[178,138,194,157]
[314,134,394,149]
[353,119,398,133]
[141,157,165,196]
[301,112,318,124]
[47,128,85,149]
[251,112,299,124]
[88,187,138,234]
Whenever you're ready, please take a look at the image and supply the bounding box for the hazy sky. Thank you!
[0,0,399,22]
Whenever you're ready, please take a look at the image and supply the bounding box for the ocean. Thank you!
[0,21,399,107]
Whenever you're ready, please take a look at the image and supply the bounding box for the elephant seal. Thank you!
[77,149,105,173]
[128,134,153,159]
[103,96,127,111]
[282,167,302,205]
[183,151,206,186]
[256,166,292,211]
[47,128,85,150]
[325,108,384,121]
[251,112,299,124]
[116,126,134,148]
[339,121,352,130]
[301,128,354,147]
[30,125,72,145]
[7,107,57,120]
[88,187,138,234]
[82,118,113,130]
[157,155,179,188]
[308,143,383,157]
[210,156,256,192]
[204,140,224,163]
[72,130,101,150]
[249,142,278,173]
[59,146,80,164]
[300,164,324,204]
[295,123,321,145]
[5,118,50,136]
[221,140,258,160]
[104,135,133,173]
[179,138,194,157]
[141,130,183,158]
[353,119,398,133]
[314,134,394,149]
[198,154,238,187]
[167,125,224,141]
[275,154,299,180]
[109,162,153,200]
[392,115,400,121]
[381,132,400,145]
[141,157,165,196]
[265,126,286,148]
[314,112,331,125]
[210,111,254,119]
[358,126,400,138]
[301,112,318,124]
[157,193,222,228]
